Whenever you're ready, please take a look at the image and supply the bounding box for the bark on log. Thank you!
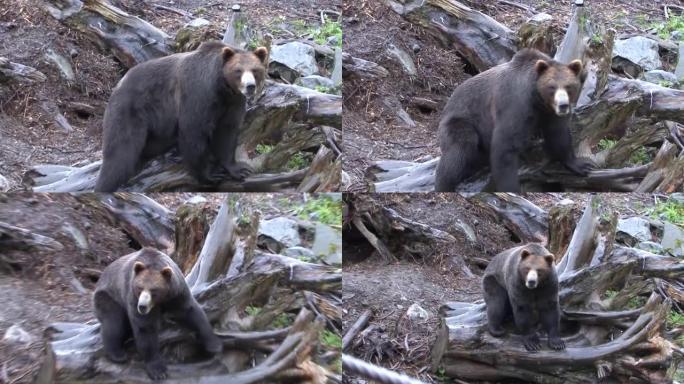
[342,53,389,79]
[43,0,172,68]
[386,0,516,72]
[0,57,47,84]
[431,196,679,383]
[467,193,548,244]
[74,193,175,254]
[0,221,64,251]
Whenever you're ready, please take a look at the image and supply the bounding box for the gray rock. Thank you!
[296,75,335,91]
[3,324,33,345]
[637,241,664,254]
[613,36,662,72]
[387,44,417,76]
[382,95,415,127]
[312,222,342,265]
[453,219,477,243]
[661,222,684,257]
[643,69,679,86]
[617,217,652,244]
[672,30,682,41]
[45,49,75,81]
[259,217,302,248]
[411,43,421,53]
[185,195,208,204]
[283,246,315,260]
[331,47,342,86]
[406,303,429,320]
[529,13,553,23]
[668,193,684,205]
[270,42,318,77]
[185,18,211,28]
[676,42,684,81]
[326,35,340,47]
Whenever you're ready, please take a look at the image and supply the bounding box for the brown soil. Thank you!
[342,0,671,191]
[0,0,341,191]
[342,192,661,383]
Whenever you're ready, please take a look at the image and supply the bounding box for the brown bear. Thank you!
[94,41,269,192]
[435,48,594,192]
[482,243,565,351]
[93,248,222,380]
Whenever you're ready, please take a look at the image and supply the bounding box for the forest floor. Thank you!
[341,0,673,191]
[0,0,341,191]
[342,192,668,383]
[0,192,319,383]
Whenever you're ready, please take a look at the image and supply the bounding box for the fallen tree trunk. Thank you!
[0,221,64,251]
[35,196,341,383]
[386,0,516,72]
[431,198,679,383]
[0,57,47,84]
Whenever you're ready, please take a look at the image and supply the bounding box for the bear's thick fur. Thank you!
[435,48,594,192]
[93,248,221,380]
[94,41,268,192]
[482,243,565,351]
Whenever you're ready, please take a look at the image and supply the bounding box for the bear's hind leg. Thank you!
[94,117,147,192]
[435,121,482,192]
[94,291,130,363]
[176,302,222,354]
[482,276,508,337]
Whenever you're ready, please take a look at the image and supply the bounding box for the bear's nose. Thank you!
[137,304,150,314]
[558,102,569,112]
[245,84,256,95]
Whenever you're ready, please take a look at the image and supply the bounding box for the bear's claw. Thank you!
[226,162,254,181]
[145,360,168,381]
[548,337,566,350]
[565,157,595,176]
[523,334,542,352]
[204,335,223,354]
[106,350,128,364]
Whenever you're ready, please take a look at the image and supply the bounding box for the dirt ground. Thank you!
[0,192,332,383]
[0,0,341,190]
[342,192,662,382]
[341,0,672,191]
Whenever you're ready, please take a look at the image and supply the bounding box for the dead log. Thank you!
[342,53,389,79]
[174,203,212,274]
[43,0,172,68]
[74,193,175,254]
[0,221,64,251]
[387,0,516,72]
[342,310,372,351]
[35,196,341,383]
[431,197,678,383]
[0,57,47,83]
[467,193,548,244]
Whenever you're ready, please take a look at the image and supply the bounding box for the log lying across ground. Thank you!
[368,0,684,192]
[35,197,342,383]
[34,0,342,192]
[431,196,681,383]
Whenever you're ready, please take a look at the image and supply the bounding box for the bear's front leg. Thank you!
[131,317,167,380]
[179,302,223,355]
[540,300,565,350]
[511,302,541,351]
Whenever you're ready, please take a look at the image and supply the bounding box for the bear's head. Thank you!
[535,59,583,117]
[132,261,173,315]
[222,46,268,102]
[518,246,555,290]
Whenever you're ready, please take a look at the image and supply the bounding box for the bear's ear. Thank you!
[520,249,531,260]
[544,255,555,265]
[222,47,235,62]
[161,266,173,280]
[535,60,549,75]
[134,261,146,275]
[568,59,583,76]
[253,46,268,64]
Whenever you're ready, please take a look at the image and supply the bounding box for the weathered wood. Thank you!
[387,0,516,72]
[547,201,576,260]
[342,53,389,79]
[467,193,548,244]
[0,57,47,83]
[173,203,212,274]
[342,310,372,351]
[43,0,172,69]
[74,193,175,254]
[0,221,64,251]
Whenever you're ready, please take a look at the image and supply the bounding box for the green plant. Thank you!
[626,295,646,309]
[667,310,684,328]
[195,7,206,15]
[315,85,334,94]
[256,144,274,155]
[648,200,684,226]
[245,306,261,316]
[598,138,617,151]
[320,329,342,349]
[271,313,292,328]
[297,195,342,226]
[628,147,650,165]
[310,16,342,46]
[291,19,307,34]
[653,14,684,40]
[286,152,309,170]
[591,34,602,44]
[658,80,675,88]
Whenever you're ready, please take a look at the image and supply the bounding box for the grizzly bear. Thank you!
[482,243,565,351]
[93,248,222,380]
[435,48,594,192]
[94,41,269,192]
